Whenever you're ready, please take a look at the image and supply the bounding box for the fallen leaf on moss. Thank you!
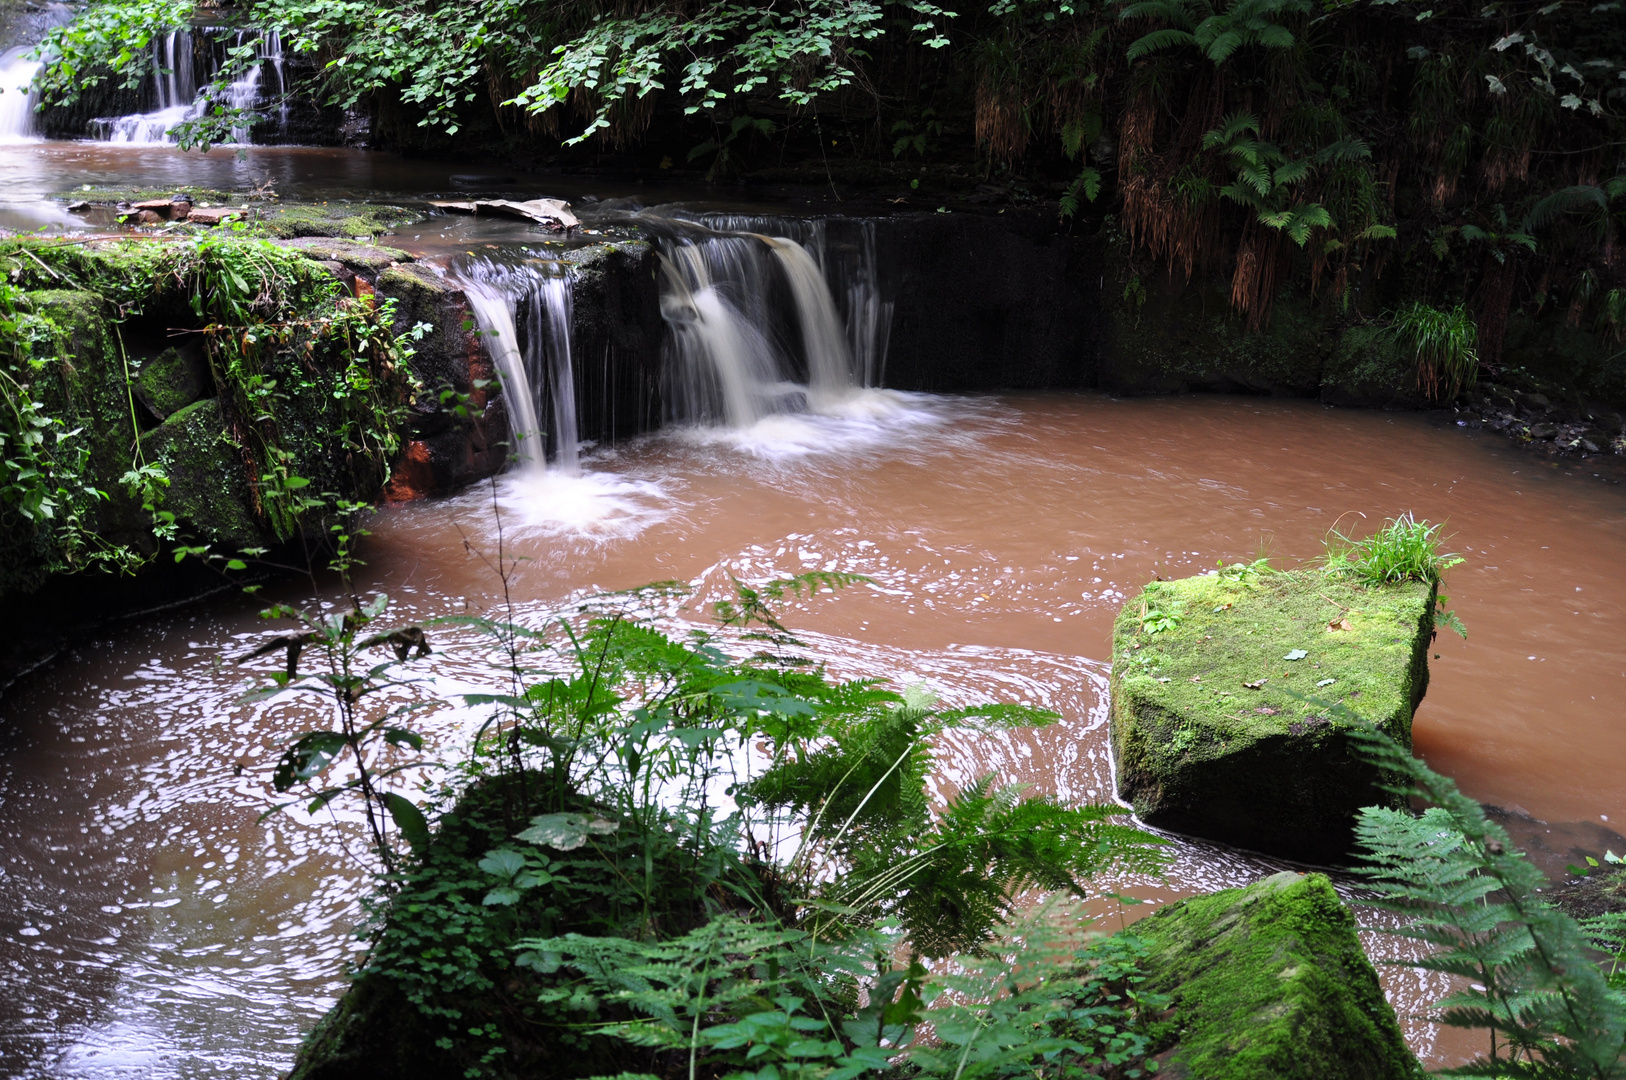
[1243,679,1266,689]
[1329,618,1353,631]
[1284,649,1308,661]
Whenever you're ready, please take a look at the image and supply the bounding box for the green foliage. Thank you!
[31,0,190,106]
[1200,112,1369,247]
[516,900,1172,1080]
[282,568,1167,1075]
[1120,0,1310,65]
[250,580,437,871]
[1321,513,1464,588]
[0,284,113,569]
[1389,301,1481,401]
[1350,723,1626,1078]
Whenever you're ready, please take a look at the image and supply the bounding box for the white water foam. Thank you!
[0,46,42,143]
[672,388,951,460]
[490,467,669,539]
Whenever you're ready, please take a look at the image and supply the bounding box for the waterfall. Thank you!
[92,28,287,146]
[0,46,42,143]
[761,235,855,407]
[452,259,579,474]
[659,237,790,427]
[648,214,893,428]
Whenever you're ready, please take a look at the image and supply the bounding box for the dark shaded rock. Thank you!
[1528,421,1559,439]
[1547,864,1626,920]
[1136,871,1422,1079]
[375,263,507,498]
[1110,569,1432,863]
[143,398,262,550]
[1321,324,1431,409]
[133,344,209,420]
[562,240,664,445]
[856,210,1100,391]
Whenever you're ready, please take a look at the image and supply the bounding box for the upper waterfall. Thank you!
[90,28,288,145]
[648,214,893,430]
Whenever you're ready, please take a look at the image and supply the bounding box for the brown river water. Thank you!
[3,390,1624,1077]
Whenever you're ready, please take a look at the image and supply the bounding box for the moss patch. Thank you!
[1137,871,1422,1080]
[273,237,412,275]
[132,345,209,420]
[1110,567,1432,862]
[143,398,262,549]
[252,201,421,240]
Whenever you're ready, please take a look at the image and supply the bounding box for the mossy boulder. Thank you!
[132,344,209,420]
[1110,568,1433,862]
[1136,871,1422,1079]
[275,237,412,277]
[1321,324,1432,409]
[143,398,262,549]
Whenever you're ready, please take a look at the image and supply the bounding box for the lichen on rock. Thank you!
[1110,566,1433,862]
[1135,871,1423,1079]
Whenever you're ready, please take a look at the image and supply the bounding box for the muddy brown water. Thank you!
[3,392,1625,1075]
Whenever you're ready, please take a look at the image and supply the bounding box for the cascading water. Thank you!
[650,214,893,428]
[92,28,287,146]
[0,45,42,143]
[452,258,580,473]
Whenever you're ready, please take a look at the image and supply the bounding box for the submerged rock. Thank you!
[1136,871,1422,1079]
[1110,568,1433,862]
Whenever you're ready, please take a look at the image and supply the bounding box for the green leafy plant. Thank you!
[1391,301,1480,401]
[1350,722,1626,1078]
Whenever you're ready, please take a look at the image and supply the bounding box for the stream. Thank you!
[1,141,1625,1078]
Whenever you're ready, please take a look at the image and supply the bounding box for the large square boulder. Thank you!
[1110,567,1433,862]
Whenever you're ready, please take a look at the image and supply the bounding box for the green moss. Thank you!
[19,289,146,537]
[274,238,412,274]
[1110,568,1432,861]
[1321,324,1431,409]
[1137,871,1422,1080]
[252,201,421,240]
[55,185,237,205]
[143,398,263,549]
[132,345,208,419]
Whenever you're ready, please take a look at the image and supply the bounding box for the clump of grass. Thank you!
[1392,302,1480,400]
[1323,513,1464,586]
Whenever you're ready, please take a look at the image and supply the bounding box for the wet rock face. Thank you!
[375,262,508,499]
[842,210,1102,391]
[1109,569,1432,863]
[562,241,664,443]
[1136,871,1422,1079]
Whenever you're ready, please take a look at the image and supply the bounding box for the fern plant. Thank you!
[1349,723,1626,1079]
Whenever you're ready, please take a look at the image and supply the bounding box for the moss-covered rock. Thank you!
[1110,568,1433,862]
[132,344,210,420]
[1321,324,1431,409]
[143,398,263,549]
[1137,871,1422,1079]
[274,237,412,276]
[376,262,508,498]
